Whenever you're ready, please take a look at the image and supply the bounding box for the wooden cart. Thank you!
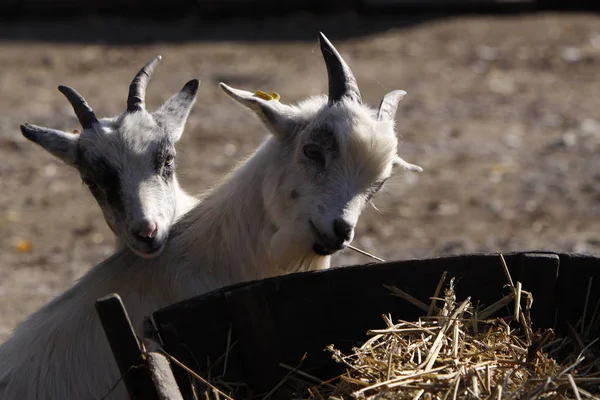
[96,251,600,399]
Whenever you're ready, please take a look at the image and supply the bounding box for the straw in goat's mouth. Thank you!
[347,244,385,263]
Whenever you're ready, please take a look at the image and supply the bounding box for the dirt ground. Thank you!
[2,11,600,341]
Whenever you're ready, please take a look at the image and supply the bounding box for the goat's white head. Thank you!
[220,33,422,260]
[20,56,199,258]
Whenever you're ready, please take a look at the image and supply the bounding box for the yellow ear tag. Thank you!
[255,90,280,102]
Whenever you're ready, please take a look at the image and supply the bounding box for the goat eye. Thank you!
[302,144,325,165]
[164,155,175,168]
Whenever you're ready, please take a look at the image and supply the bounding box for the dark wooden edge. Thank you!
[515,252,560,330]
[95,293,161,400]
[156,322,196,400]
[554,253,600,335]
[155,250,565,315]
[224,285,282,393]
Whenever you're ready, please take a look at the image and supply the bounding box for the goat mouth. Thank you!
[309,220,343,256]
[312,242,335,256]
[129,237,167,259]
[132,243,165,259]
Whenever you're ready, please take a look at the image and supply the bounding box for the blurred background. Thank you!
[1,0,600,339]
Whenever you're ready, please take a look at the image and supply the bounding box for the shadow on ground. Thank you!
[0,1,596,44]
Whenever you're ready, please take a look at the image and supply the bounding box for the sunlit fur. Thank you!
[20,68,199,258]
[0,37,422,399]
[76,110,199,256]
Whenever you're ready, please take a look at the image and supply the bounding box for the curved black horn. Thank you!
[318,32,362,105]
[57,85,99,129]
[127,55,162,113]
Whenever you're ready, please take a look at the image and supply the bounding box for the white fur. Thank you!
[20,59,200,258]
[0,37,422,399]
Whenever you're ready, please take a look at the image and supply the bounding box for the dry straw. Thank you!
[282,254,600,399]
[166,254,599,400]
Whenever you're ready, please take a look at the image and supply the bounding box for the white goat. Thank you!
[0,33,422,400]
[20,56,198,258]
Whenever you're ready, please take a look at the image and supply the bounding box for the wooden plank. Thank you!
[95,293,161,400]
[225,285,283,395]
[144,339,185,400]
[554,253,600,335]
[155,285,252,399]
[515,252,560,329]
[154,323,197,400]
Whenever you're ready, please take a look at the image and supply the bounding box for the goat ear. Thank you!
[20,124,79,165]
[377,90,407,122]
[154,79,200,142]
[393,155,423,172]
[379,91,422,173]
[219,83,297,138]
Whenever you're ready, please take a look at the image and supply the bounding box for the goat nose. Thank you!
[133,219,158,239]
[333,219,353,243]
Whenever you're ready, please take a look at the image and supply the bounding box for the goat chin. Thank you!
[270,221,324,272]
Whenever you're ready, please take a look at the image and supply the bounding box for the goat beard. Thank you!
[269,221,329,273]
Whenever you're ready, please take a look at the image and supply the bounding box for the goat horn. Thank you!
[318,32,362,105]
[57,85,99,129]
[377,90,407,121]
[127,55,162,113]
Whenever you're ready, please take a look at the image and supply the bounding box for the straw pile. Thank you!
[307,257,600,400]
[180,255,599,400]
